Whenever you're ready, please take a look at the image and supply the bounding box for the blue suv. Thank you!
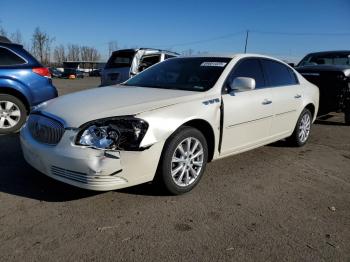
[0,36,57,134]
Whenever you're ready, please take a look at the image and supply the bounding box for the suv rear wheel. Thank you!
[0,94,27,134]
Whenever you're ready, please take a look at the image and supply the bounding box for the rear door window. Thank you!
[0,47,26,66]
[261,59,298,87]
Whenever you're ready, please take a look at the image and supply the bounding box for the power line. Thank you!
[93,29,350,57]
[251,30,350,36]
[155,31,245,48]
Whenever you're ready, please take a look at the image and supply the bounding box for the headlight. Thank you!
[75,117,148,150]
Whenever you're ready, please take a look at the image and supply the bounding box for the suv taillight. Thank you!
[32,67,51,78]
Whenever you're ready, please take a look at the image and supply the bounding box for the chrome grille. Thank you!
[28,114,65,145]
[51,166,126,185]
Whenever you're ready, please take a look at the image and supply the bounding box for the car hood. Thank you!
[36,85,202,127]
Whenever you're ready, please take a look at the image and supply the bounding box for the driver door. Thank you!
[220,58,274,156]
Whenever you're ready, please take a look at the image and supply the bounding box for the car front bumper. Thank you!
[20,124,164,191]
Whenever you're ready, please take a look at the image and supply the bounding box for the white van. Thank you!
[100,48,179,86]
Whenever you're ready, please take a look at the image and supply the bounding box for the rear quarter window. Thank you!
[0,47,26,66]
[164,54,176,60]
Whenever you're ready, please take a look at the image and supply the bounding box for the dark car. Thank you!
[61,68,84,79]
[0,36,58,134]
[49,67,63,78]
[295,51,350,124]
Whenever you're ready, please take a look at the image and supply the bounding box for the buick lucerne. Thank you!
[20,54,319,194]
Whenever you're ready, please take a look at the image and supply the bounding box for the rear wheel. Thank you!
[287,108,312,147]
[156,126,208,195]
[0,94,27,134]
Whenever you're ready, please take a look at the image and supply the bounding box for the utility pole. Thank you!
[244,30,249,53]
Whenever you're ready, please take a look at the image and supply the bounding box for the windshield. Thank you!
[298,52,350,67]
[124,57,231,91]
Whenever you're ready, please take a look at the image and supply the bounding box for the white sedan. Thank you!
[20,54,319,194]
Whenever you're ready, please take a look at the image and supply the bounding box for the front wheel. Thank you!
[0,94,27,134]
[287,108,312,147]
[156,127,208,195]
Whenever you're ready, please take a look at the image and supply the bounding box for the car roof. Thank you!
[0,35,23,48]
[177,53,282,60]
[113,48,179,55]
[305,50,350,56]
[0,36,11,43]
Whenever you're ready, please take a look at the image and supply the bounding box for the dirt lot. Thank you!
[53,77,101,95]
[0,78,349,262]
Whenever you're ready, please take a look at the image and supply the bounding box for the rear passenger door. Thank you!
[260,59,302,137]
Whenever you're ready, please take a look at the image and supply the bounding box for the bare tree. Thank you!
[81,46,101,62]
[0,20,7,37]
[108,41,118,56]
[53,44,66,65]
[10,30,23,44]
[0,26,7,37]
[67,44,80,61]
[31,27,54,65]
[80,46,90,61]
[181,48,195,56]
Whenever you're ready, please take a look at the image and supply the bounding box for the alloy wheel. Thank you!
[298,113,311,143]
[0,101,21,129]
[171,137,204,187]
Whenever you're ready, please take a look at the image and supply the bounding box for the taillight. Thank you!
[32,67,51,78]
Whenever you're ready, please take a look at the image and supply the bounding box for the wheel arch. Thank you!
[180,119,216,162]
[0,86,30,113]
[304,103,316,121]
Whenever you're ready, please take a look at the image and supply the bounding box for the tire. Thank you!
[0,94,27,134]
[156,126,208,195]
[287,108,312,147]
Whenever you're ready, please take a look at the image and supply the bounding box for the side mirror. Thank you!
[229,77,256,92]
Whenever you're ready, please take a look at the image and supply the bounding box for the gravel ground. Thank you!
[0,78,349,262]
[53,77,101,95]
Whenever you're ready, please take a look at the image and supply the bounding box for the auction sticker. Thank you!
[201,62,227,67]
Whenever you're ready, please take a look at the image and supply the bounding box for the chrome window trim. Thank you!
[0,45,28,66]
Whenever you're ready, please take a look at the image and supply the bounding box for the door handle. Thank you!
[262,99,272,105]
[294,94,302,99]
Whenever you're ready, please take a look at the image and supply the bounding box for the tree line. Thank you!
[1,25,204,66]
[0,26,102,66]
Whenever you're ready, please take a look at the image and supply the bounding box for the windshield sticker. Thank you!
[200,62,227,67]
